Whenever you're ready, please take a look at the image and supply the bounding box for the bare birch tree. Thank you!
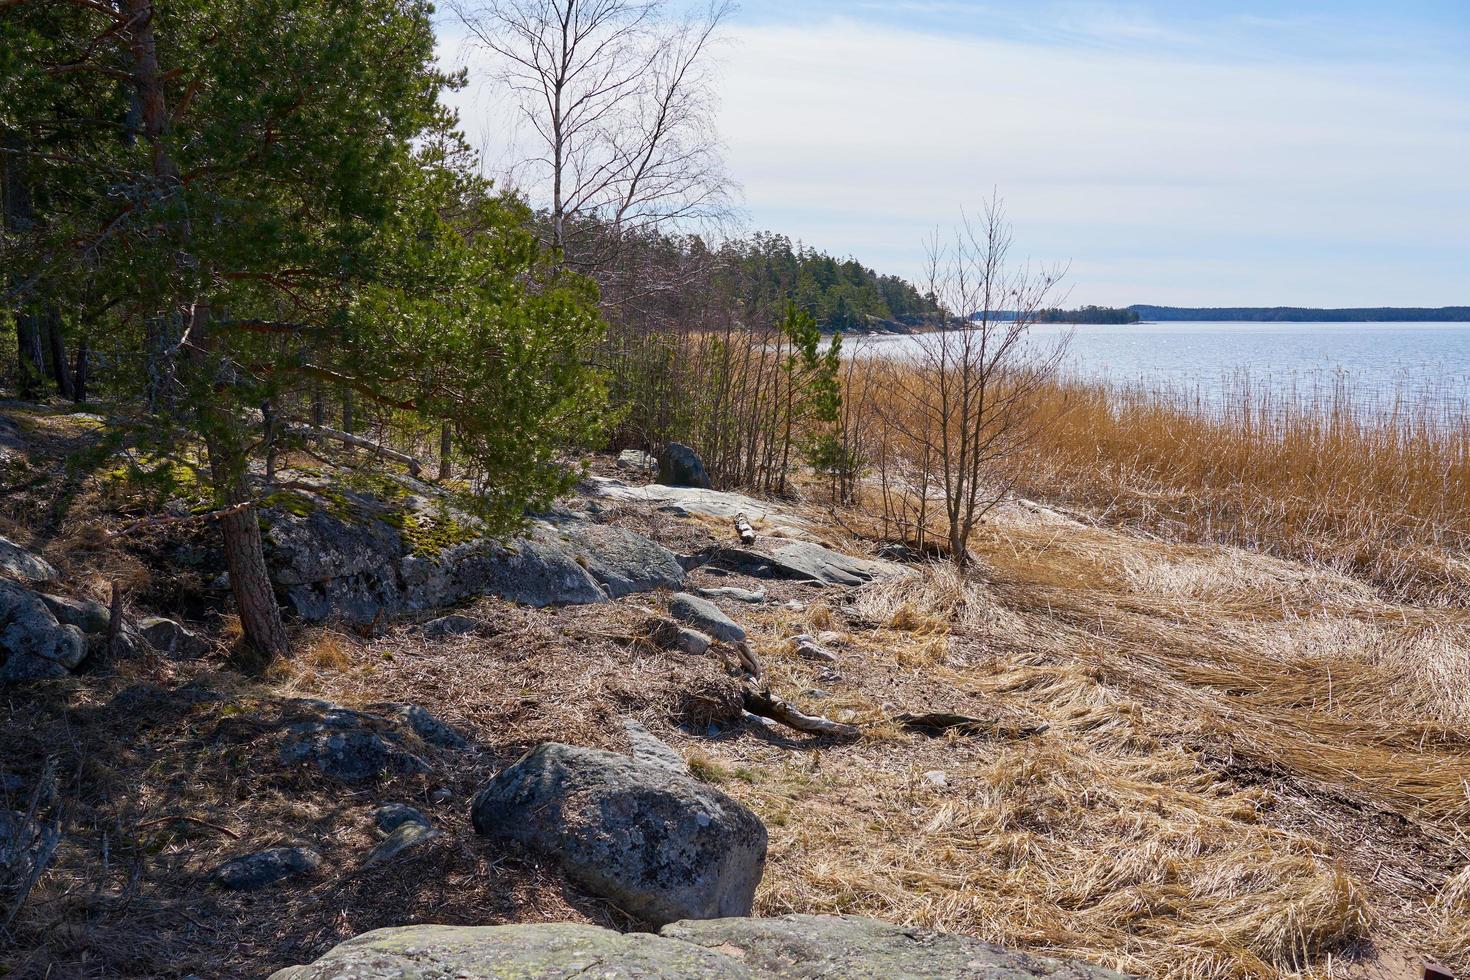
[451,0,734,265]
[885,197,1067,567]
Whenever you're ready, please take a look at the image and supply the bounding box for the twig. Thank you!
[135,815,240,839]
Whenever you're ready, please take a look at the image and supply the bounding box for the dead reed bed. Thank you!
[841,358,1470,606]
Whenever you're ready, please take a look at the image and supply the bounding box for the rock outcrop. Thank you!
[269,916,1130,979]
[255,473,693,625]
[470,722,766,926]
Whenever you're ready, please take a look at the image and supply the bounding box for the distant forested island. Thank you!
[1128,305,1470,322]
[1035,306,1141,324]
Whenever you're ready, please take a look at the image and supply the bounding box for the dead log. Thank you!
[287,424,422,476]
[734,512,756,545]
[743,686,859,738]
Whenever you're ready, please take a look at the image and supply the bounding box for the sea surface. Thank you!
[856,321,1470,424]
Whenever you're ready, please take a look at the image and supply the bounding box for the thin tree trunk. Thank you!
[45,308,74,400]
[15,313,44,398]
[71,336,89,404]
[437,421,451,481]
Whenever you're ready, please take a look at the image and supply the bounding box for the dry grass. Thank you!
[1018,374,1470,607]
[675,494,1470,979]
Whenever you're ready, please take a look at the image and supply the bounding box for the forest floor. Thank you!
[1,402,1467,979]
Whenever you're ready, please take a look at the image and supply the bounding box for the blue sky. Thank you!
[442,1,1470,307]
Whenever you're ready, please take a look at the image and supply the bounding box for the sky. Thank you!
[439,1,1470,308]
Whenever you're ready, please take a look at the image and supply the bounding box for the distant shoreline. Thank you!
[1127,304,1470,322]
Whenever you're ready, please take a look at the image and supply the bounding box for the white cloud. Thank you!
[715,17,1470,305]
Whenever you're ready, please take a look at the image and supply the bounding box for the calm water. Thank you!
[858,321,1470,423]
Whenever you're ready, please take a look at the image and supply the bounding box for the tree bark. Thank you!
[14,313,44,399]
[437,421,451,481]
[71,336,89,403]
[45,308,74,399]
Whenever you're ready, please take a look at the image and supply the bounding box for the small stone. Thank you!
[802,688,830,700]
[789,635,837,663]
[211,846,321,890]
[783,599,806,612]
[373,803,429,833]
[429,787,452,804]
[421,614,477,639]
[923,770,948,788]
[364,820,438,867]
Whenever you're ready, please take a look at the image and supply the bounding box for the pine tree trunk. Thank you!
[45,309,74,400]
[202,428,290,663]
[72,337,89,404]
[15,313,45,399]
[437,422,451,481]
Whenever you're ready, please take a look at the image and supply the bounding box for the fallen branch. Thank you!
[287,424,422,476]
[134,814,241,839]
[104,499,257,540]
[743,686,860,738]
[734,512,756,545]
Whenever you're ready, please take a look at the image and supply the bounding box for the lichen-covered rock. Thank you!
[211,846,321,890]
[0,536,57,584]
[470,729,766,926]
[618,448,658,473]
[668,593,745,645]
[268,923,752,980]
[37,593,111,634]
[714,541,901,587]
[373,803,428,833]
[559,524,685,598]
[267,916,1130,979]
[137,616,212,659]
[274,701,465,782]
[1,580,86,682]
[661,915,1131,979]
[659,443,711,489]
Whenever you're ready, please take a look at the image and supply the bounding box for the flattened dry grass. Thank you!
[688,500,1470,979]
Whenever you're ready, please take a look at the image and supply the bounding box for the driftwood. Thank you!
[734,512,756,545]
[288,424,422,476]
[744,686,859,738]
[894,710,1049,740]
